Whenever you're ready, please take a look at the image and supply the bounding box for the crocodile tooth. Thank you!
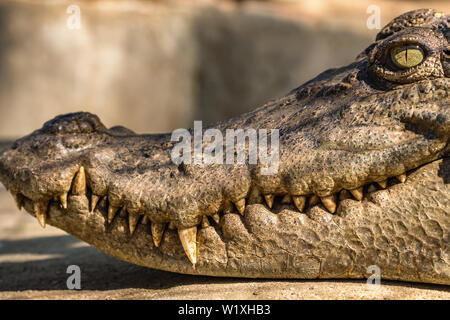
[59,192,68,209]
[396,173,407,183]
[169,221,176,230]
[90,194,100,213]
[281,194,292,204]
[12,193,23,210]
[128,211,140,235]
[234,199,245,215]
[264,194,274,208]
[151,222,165,247]
[349,187,363,201]
[178,226,197,265]
[202,216,210,228]
[107,205,119,223]
[212,213,220,224]
[71,166,86,195]
[377,180,387,189]
[367,184,377,193]
[34,200,48,228]
[320,195,336,213]
[309,195,319,206]
[292,195,306,212]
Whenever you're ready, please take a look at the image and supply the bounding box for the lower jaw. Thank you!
[20,158,450,285]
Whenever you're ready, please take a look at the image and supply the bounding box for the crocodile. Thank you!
[0,9,449,285]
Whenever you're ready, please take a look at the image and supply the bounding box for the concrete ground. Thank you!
[0,189,449,300]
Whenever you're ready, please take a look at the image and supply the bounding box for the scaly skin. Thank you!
[0,9,449,284]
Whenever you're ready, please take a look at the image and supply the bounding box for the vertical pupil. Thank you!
[405,46,408,62]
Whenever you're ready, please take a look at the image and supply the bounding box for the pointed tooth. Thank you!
[72,166,86,195]
[128,211,140,235]
[292,195,306,212]
[34,201,48,228]
[90,194,100,213]
[234,199,245,215]
[309,195,319,206]
[178,226,197,265]
[264,194,274,208]
[107,205,119,223]
[169,221,176,230]
[59,192,68,209]
[281,194,292,204]
[367,184,377,193]
[320,195,336,213]
[151,222,165,247]
[349,187,363,201]
[396,173,407,183]
[212,213,220,224]
[377,180,387,189]
[12,193,23,210]
[202,216,210,228]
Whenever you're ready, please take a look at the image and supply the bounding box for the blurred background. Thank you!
[0,0,449,139]
[1,0,450,299]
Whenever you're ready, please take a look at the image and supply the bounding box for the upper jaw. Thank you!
[5,157,450,284]
[0,99,448,267]
[1,77,449,214]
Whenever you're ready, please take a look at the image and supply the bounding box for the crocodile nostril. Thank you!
[42,112,106,135]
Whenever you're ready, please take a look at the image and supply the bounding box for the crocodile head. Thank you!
[0,9,449,284]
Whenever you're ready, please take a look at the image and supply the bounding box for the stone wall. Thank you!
[0,0,448,137]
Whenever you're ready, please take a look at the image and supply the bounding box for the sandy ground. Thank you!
[0,189,448,300]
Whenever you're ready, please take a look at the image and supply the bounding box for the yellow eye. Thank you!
[390,45,424,69]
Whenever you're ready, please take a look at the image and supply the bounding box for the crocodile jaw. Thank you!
[11,158,450,284]
[0,9,449,284]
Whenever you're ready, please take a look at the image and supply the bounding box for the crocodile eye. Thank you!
[389,45,424,69]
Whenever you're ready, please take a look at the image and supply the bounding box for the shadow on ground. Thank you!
[0,234,223,291]
[1,234,449,295]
